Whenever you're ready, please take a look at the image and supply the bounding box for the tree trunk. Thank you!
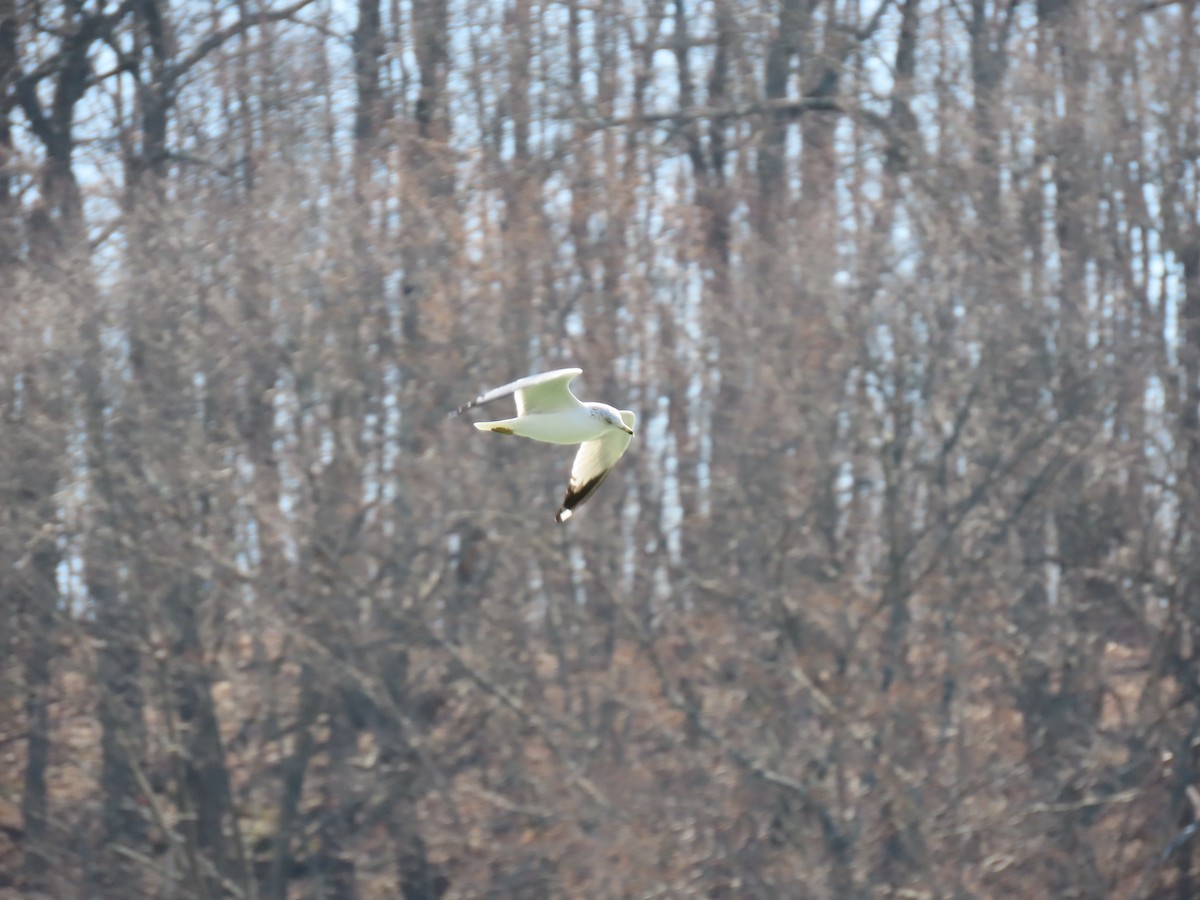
[17,385,61,886]
[265,664,320,900]
[0,0,17,262]
[165,576,246,897]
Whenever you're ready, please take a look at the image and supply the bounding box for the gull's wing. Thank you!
[452,368,583,417]
[555,410,636,523]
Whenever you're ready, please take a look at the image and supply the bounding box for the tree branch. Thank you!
[584,95,878,131]
[164,0,319,89]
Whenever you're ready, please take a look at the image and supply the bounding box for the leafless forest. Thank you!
[2,0,1200,896]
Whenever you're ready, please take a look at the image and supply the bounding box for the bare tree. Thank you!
[5,0,1200,896]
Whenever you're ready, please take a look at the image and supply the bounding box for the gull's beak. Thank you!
[622,425,635,436]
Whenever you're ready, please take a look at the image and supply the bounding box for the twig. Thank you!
[581,95,860,131]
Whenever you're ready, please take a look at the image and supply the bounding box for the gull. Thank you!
[452,368,636,522]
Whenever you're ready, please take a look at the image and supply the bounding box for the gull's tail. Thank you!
[473,419,518,436]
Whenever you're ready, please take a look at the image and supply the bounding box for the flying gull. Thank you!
[452,368,636,522]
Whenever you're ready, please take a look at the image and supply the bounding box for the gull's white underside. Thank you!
[473,407,610,444]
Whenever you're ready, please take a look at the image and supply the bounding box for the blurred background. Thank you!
[2,0,1199,896]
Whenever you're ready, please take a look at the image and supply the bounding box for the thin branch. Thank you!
[164,0,320,90]
[586,95,840,130]
[1024,788,1141,818]
[1162,821,1200,862]
[856,0,897,41]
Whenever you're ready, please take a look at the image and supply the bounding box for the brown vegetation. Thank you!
[3,0,1200,897]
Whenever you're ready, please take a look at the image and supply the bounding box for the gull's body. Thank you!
[452,368,636,521]
[476,404,614,445]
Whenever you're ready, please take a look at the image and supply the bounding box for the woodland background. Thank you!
[2,0,1200,896]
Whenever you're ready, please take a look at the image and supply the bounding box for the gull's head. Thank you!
[597,406,635,436]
